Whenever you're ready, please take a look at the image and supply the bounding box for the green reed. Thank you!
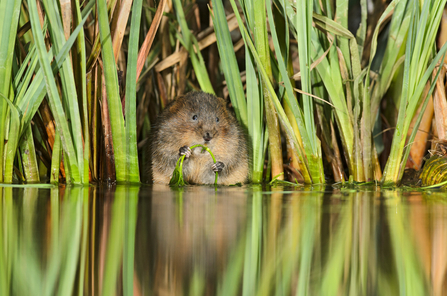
[169,144,219,186]
[1,0,146,184]
[382,0,447,184]
[1,0,447,186]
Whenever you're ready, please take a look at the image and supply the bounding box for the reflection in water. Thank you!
[1,185,447,295]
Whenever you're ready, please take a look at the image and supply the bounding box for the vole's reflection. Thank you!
[136,185,248,295]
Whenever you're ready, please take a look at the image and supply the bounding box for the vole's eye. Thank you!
[216,117,219,123]
[192,115,198,120]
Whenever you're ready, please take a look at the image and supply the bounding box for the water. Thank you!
[1,184,447,295]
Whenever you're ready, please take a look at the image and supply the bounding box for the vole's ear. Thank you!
[168,95,185,113]
[217,96,231,111]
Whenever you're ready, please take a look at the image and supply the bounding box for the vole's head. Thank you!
[168,91,233,147]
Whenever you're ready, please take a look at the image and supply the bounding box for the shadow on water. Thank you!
[1,184,447,295]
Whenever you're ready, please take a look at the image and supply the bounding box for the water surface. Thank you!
[1,184,446,295]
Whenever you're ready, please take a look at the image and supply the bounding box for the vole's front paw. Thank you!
[212,161,225,172]
[179,146,191,158]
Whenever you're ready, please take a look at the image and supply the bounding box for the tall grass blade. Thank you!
[173,0,214,94]
[356,0,367,58]
[383,0,447,184]
[210,0,248,129]
[136,0,166,81]
[399,62,444,181]
[124,0,143,183]
[41,0,84,182]
[74,0,90,184]
[252,0,284,181]
[14,45,38,101]
[370,0,406,121]
[246,51,265,183]
[274,0,324,183]
[86,0,119,70]
[0,0,21,182]
[211,0,261,181]
[229,0,312,183]
[97,0,127,181]
[296,0,316,152]
[18,14,89,135]
[50,131,62,184]
[19,125,40,182]
[28,0,82,183]
[2,94,20,183]
[111,0,134,62]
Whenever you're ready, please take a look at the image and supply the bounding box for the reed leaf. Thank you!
[382,0,447,184]
[281,0,356,180]
[292,0,325,182]
[356,0,367,58]
[17,14,88,177]
[399,60,444,181]
[2,94,20,183]
[86,0,119,70]
[210,0,248,129]
[211,0,262,182]
[111,0,134,62]
[14,45,37,97]
[27,0,92,183]
[41,0,84,182]
[311,32,355,170]
[97,0,127,182]
[50,132,62,184]
[173,0,214,94]
[19,125,40,183]
[0,0,21,182]
[18,14,89,134]
[267,0,321,183]
[229,0,313,183]
[246,51,265,183]
[362,0,402,180]
[124,0,143,183]
[335,0,351,72]
[136,0,166,81]
[373,0,411,113]
[251,0,284,181]
[74,0,90,184]
[169,144,219,186]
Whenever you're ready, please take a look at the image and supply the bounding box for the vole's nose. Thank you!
[203,132,212,142]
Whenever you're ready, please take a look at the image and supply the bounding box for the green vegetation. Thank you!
[169,144,219,186]
[1,0,447,186]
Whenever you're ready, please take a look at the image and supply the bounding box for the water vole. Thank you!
[151,91,249,185]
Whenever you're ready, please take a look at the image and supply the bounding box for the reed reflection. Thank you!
[1,185,447,295]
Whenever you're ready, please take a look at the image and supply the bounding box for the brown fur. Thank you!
[150,91,249,185]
